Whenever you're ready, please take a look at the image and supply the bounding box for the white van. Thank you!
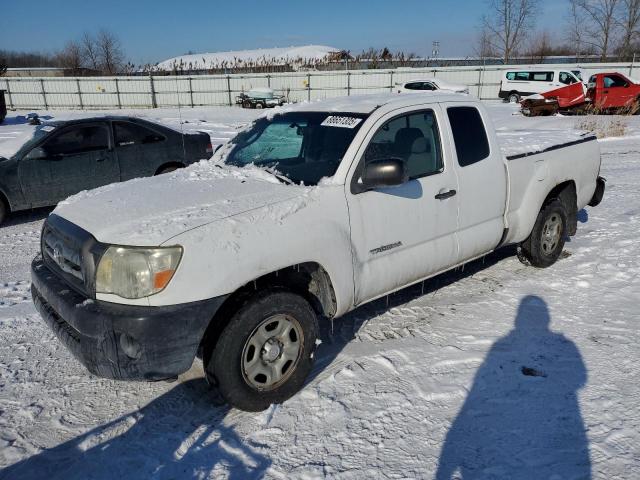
[499,69,584,103]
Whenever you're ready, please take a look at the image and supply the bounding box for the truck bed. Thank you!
[498,131,600,246]
[496,128,589,158]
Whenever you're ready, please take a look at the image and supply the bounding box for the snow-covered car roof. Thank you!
[401,78,466,88]
[284,92,471,114]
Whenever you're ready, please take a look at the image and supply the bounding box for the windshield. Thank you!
[224,111,367,185]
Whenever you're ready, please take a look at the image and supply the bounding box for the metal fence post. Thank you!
[226,75,232,106]
[307,73,311,101]
[347,71,351,96]
[40,79,48,109]
[477,67,483,98]
[389,70,394,92]
[115,78,122,109]
[149,75,157,108]
[267,74,271,88]
[5,80,14,109]
[630,53,636,76]
[75,78,84,109]
[188,77,194,107]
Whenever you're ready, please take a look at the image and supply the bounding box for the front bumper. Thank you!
[31,256,227,380]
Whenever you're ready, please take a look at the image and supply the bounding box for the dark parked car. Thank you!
[0,116,213,224]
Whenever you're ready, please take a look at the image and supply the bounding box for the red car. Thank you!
[523,72,640,115]
[585,72,640,111]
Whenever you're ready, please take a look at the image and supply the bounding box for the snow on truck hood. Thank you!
[53,161,310,246]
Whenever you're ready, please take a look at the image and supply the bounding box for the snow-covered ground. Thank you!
[0,103,639,479]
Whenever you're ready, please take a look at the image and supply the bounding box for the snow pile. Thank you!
[1,104,640,478]
[155,45,339,71]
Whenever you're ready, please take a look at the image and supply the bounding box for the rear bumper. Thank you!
[31,256,227,380]
[588,176,606,207]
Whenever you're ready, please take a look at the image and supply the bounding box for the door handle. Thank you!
[435,189,457,200]
[97,157,107,162]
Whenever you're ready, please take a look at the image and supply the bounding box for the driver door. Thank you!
[19,123,119,207]
[346,106,459,305]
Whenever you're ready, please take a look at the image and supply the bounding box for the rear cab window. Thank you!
[447,106,490,167]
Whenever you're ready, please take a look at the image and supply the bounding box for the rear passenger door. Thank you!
[113,121,168,180]
[346,106,459,305]
[444,103,507,261]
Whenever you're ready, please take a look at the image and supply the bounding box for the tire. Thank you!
[242,100,252,109]
[255,102,264,109]
[518,199,567,268]
[508,92,521,104]
[0,200,6,226]
[206,289,318,411]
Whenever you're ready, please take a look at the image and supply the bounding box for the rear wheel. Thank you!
[518,199,567,268]
[508,92,521,104]
[242,100,252,109]
[206,290,318,411]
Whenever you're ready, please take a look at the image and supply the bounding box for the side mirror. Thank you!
[25,146,47,160]
[361,158,408,190]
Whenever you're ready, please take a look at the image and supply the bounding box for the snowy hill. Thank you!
[155,45,339,71]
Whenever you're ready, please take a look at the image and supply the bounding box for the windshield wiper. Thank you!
[262,166,294,185]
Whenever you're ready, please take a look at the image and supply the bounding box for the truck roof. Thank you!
[290,92,472,114]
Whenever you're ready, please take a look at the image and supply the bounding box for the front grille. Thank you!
[42,229,84,281]
[40,214,104,297]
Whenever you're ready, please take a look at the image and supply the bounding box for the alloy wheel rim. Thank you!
[241,314,303,391]
[541,214,562,255]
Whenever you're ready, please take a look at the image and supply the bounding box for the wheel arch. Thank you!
[543,180,577,236]
[154,161,185,175]
[198,262,337,364]
[0,188,10,214]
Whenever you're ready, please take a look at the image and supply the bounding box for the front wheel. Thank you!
[518,199,567,268]
[0,201,6,226]
[206,290,318,411]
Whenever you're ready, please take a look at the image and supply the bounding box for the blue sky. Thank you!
[1,0,567,65]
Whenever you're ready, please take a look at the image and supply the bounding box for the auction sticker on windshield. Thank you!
[321,116,362,128]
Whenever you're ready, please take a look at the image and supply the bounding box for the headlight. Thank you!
[95,246,182,299]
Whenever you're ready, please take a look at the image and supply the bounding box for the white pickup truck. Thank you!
[31,93,605,411]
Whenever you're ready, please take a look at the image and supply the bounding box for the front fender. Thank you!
[149,186,356,316]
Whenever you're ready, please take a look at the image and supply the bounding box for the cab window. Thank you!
[603,75,628,88]
[43,125,109,156]
[364,110,443,179]
[559,72,577,85]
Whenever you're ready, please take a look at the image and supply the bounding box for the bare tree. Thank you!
[95,29,125,74]
[56,40,83,71]
[482,0,539,62]
[475,26,498,60]
[617,0,640,58]
[569,0,621,60]
[81,32,100,70]
[0,58,7,77]
[526,30,554,61]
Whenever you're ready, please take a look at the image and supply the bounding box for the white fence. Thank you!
[2,62,639,110]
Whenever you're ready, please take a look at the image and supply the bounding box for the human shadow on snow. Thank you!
[0,379,272,480]
[435,295,591,479]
